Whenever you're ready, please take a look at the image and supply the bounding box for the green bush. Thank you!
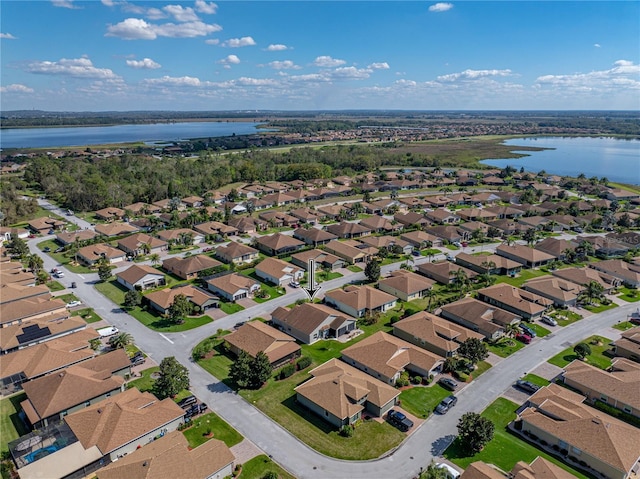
[455,371,470,382]
[339,424,354,437]
[395,371,410,387]
[296,356,312,370]
[411,375,422,384]
[279,363,296,380]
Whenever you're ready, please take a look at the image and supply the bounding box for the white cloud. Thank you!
[0,84,34,93]
[217,54,241,67]
[535,60,640,91]
[195,0,217,14]
[126,57,161,69]
[143,75,206,87]
[266,44,290,51]
[0,33,17,39]
[106,17,221,39]
[268,60,301,70]
[205,38,220,45]
[331,66,372,79]
[25,57,120,79]
[429,3,453,12]
[163,5,199,22]
[236,77,279,86]
[437,69,512,81]
[594,43,601,48]
[394,79,417,86]
[368,62,390,70]
[222,36,256,47]
[313,55,346,68]
[52,0,80,9]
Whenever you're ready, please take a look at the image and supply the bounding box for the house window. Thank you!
[623,405,632,414]
[558,440,568,449]
[325,411,329,417]
[572,446,582,456]
[600,395,608,402]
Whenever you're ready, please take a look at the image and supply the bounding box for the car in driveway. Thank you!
[437,377,459,391]
[519,323,536,337]
[435,463,461,479]
[66,300,82,308]
[178,396,198,409]
[515,379,540,394]
[541,315,558,326]
[130,356,145,366]
[435,395,458,414]
[289,281,300,288]
[386,409,414,432]
[516,332,532,344]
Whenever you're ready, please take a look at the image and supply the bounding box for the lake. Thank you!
[481,137,640,185]
[0,121,265,149]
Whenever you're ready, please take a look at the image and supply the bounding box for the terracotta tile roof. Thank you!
[512,457,578,479]
[326,221,371,237]
[193,221,238,236]
[78,243,126,262]
[255,233,304,251]
[95,207,125,219]
[116,265,165,285]
[95,431,234,479]
[156,228,201,242]
[56,229,98,245]
[94,223,139,237]
[291,249,343,267]
[591,259,640,285]
[523,277,583,303]
[459,461,504,479]
[216,241,258,260]
[455,252,520,273]
[378,270,434,296]
[325,284,397,312]
[255,257,303,281]
[294,358,399,421]
[117,233,167,252]
[440,297,517,331]
[552,267,616,289]
[323,240,370,262]
[225,321,300,363]
[416,261,478,283]
[359,235,410,250]
[293,228,338,243]
[400,230,440,246]
[496,244,556,264]
[358,216,400,232]
[65,388,185,455]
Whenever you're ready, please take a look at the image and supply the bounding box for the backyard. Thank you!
[0,393,28,455]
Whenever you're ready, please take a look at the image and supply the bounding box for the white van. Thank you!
[436,463,461,479]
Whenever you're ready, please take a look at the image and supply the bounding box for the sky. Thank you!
[1,0,639,111]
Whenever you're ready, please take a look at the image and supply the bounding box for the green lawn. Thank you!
[70,307,103,323]
[547,335,613,370]
[521,374,551,387]
[46,280,66,292]
[583,302,618,314]
[549,310,582,327]
[445,244,460,251]
[181,412,243,448]
[219,301,245,314]
[127,366,160,392]
[196,339,234,382]
[617,287,640,302]
[347,265,363,273]
[529,323,551,338]
[421,248,442,257]
[496,269,550,288]
[444,398,590,478]
[399,384,451,419]
[613,321,637,331]
[318,270,343,281]
[239,455,296,479]
[37,239,93,273]
[487,337,526,358]
[473,360,492,378]
[57,293,80,303]
[0,393,29,455]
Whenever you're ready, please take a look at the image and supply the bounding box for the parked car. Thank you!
[438,377,459,391]
[541,315,558,326]
[435,395,458,414]
[54,247,64,253]
[178,396,198,409]
[131,351,144,360]
[387,409,414,432]
[629,309,640,325]
[43,246,51,252]
[54,271,65,278]
[519,323,536,338]
[131,356,145,366]
[515,379,540,394]
[516,333,532,344]
[435,463,461,479]
[199,402,208,412]
[66,300,82,308]
[412,250,421,257]
[289,281,300,288]
[70,282,77,288]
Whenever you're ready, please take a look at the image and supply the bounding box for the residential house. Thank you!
[77,244,126,266]
[122,202,157,216]
[440,297,518,340]
[95,431,235,479]
[215,242,259,265]
[293,228,338,247]
[477,283,552,320]
[612,326,640,363]
[270,303,357,344]
[605,188,640,201]
[518,384,640,479]
[426,225,468,244]
[394,212,431,228]
[55,229,98,246]
[27,217,66,234]
[326,221,372,239]
[0,316,86,355]
[225,321,300,367]
[116,233,167,257]
[358,215,403,234]
[162,254,223,280]
[495,244,555,268]
[259,192,297,207]
[523,277,584,308]
[454,252,521,276]
[255,257,304,286]
[400,230,442,248]
[291,249,345,271]
[289,208,321,224]
[552,267,619,293]
[115,265,166,291]
[93,223,139,238]
[562,358,640,418]
[181,195,203,208]
[1,283,50,307]
[341,331,444,385]
[359,235,413,256]
[254,233,304,256]
[145,285,219,315]
[0,292,68,328]
[487,219,528,237]
[424,195,455,208]
[194,221,238,238]
[461,458,581,479]
[323,240,374,265]
[533,237,577,261]
[94,207,126,222]
[259,211,299,228]
[0,263,35,287]
[226,217,263,235]
[393,311,484,358]
[578,235,630,259]
[378,270,434,302]
[425,208,460,224]
[416,261,478,285]
[0,226,29,244]
[484,205,523,219]
[457,208,498,222]
[20,349,129,429]
[206,273,260,302]
[294,358,400,428]
[589,259,640,288]
[324,285,397,319]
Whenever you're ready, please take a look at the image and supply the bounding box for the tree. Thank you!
[362,191,372,203]
[250,351,273,389]
[451,268,470,294]
[149,253,161,266]
[579,280,604,305]
[154,356,190,399]
[124,289,142,308]
[229,351,252,388]
[504,323,520,338]
[573,342,592,360]
[457,338,489,366]
[523,228,538,246]
[26,253,44,274]
[109,332,133,349]
[8,235,29,259]
[457,412,495,454]
[97,259,113,282]
[364,259,381,283]
[246,200,256,217]
[420,461,449,479]
[168,293,192,324]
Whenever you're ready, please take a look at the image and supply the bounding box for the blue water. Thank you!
[0,121,265,149]
[481,137,640,185]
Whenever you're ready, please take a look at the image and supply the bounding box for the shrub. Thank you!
[339,425,354,437]
[552,444,560,451]
[262,472,278,479]
[395,372,410,387]
[422,376,431,385]
[279,363,296,380]
[455,371,470,382]
[296,356,312,370]
[411,376,422,384]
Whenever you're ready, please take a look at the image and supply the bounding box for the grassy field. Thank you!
[496,269,550,288]
[239,455,296,479]
[547,335,613,370]
[0,393,29,455]
[219,301,245,315]
[549,310,582,327]
[46,280,66,291]
[487,337,526,358]
[37,239,93,274]
[399,384,451,419]
[181,412,243,448]
[70,307,103,323]
[529,323,551,338]
[444,398,590,478]
[127,366,192,402]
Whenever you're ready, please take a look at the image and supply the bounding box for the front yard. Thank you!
[617,287,640,302]
[181,412,243,448]
[487,337,526,358]
[496,269,550,288]
[399,384,451,419]
[547,335,613,370]
[548,309,582,327]
[70,307,103,323]
[240,455,296,479]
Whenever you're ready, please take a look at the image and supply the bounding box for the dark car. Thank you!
[199,402,208,412]
[435,395,458,414]
[516,333,532,344]
[130,356,145,366]
[515,380,540,394]
[438,377,459,391]
[519,323,537,338]
[178,395,197,409]
[43,246,51,252]
[387,409,414,432]
[70,282,77,288]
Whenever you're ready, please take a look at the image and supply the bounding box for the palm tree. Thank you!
[451,268,470,294]
[480,260,496,286]
[580,280,605,305]
[149,253,161,266]
[424,287,436,312]
[504,323,520,338]
[27,253,44,274]
[109,332,133,350]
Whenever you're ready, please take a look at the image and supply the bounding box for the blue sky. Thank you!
[1,0,639,111]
